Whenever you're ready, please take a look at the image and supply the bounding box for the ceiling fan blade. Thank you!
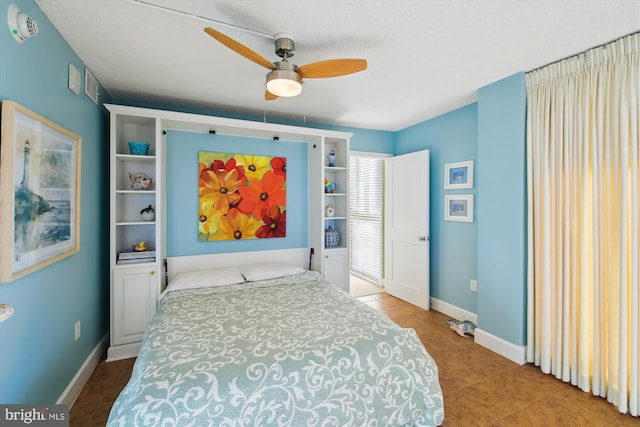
[297,59,367,78]
[265,90,279,101]
[204,27,276,70]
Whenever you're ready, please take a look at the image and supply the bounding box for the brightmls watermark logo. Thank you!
[1,405,68,426]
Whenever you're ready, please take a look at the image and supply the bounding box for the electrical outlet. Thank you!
[470,280,478,292]
[74,321,81,341]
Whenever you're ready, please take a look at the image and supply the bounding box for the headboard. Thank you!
[166,248,312,284]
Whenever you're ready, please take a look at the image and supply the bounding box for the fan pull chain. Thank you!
[301,88,306,123]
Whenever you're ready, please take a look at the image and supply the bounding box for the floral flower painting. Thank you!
[198,152,286,241]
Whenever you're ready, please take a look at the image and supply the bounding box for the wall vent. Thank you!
[84,68,99,105]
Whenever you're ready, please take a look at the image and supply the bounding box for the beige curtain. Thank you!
[526,33,639,416]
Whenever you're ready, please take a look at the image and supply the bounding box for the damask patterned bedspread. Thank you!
[107,271,444,426]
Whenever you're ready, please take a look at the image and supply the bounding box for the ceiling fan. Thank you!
[204,27,367,100]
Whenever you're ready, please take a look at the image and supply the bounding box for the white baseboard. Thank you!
[429,297,478,325]
[429,298,526,365]
[474,328,526,365]
[107,341,141,362]
[57,334,108,406]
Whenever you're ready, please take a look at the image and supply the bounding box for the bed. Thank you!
[106,249,444,426]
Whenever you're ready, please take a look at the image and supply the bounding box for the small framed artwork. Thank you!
[444,194,474,222]
[0,101,82,282]
[444,160,473,189]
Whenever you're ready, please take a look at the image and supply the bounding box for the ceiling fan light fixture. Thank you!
[266,69,302,98]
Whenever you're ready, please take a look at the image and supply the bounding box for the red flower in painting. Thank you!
[209,157,247,184]
[271,157,286,178]
[237,171,286,220]
[198,162,208,187]
[256,205,286,238]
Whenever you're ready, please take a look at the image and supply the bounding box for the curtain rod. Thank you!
[527,31,639,73]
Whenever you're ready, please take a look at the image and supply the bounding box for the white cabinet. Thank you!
[322,248,349,292]
[112,267,157,344]
[109,266,158,360]
[107,105,163,361]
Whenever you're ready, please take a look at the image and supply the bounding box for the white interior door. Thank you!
[384,150,430,310]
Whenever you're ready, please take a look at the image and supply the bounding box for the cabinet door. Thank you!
[323,249,349,292]
[112,267,157,346]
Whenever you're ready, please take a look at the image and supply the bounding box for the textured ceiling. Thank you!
[35,0,640,131]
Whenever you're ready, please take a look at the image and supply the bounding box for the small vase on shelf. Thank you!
[325,226,340,248]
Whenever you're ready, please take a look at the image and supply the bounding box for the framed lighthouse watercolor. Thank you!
[0,101,82,282]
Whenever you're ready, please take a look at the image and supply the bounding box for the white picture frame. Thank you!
[444,194,473,222]
[444,160,473,189]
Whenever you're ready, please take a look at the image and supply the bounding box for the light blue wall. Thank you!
[0,0,110,403]
[166,131,308,256]
[477,73,527,345]
[395,104,479,314]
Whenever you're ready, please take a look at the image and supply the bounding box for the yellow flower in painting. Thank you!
[198,201,224,237]
[235,154,271,180]
[199,168,244,213]
[214,208,261,240]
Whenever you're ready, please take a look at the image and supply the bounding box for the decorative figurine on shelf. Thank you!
[129,172,152,190]
[133,241,146,252]
[326,149,336,167]
[325,226,340,248]
[325,203,335,217]
[324,178,336,193]
[140,204,155,221]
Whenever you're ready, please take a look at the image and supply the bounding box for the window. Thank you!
[349,153,386,284]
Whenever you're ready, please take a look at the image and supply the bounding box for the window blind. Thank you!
[349,154,383,284]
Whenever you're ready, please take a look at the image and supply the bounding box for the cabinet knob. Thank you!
[325,255,329,259]
[150,271,156,275]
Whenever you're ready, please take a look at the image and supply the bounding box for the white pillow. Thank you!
[166,267,245,293]
[240,263,305,281]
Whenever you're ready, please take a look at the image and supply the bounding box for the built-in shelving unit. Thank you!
[107,104,351,360]
[323,138,349,248]
[111,113,160,263]
[107,107,163,361]
[320,137,349,290]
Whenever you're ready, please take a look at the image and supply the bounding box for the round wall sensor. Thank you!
[7,4,39,44]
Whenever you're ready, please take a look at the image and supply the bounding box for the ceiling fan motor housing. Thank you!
[274,34,295,59]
